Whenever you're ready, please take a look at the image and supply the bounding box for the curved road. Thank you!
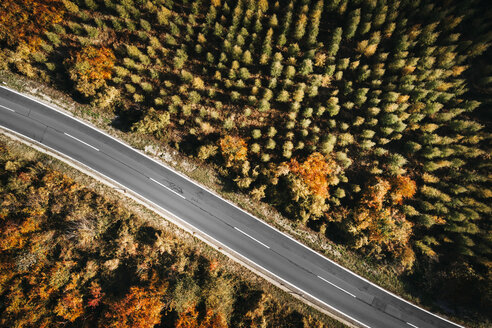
[0,86,462,328]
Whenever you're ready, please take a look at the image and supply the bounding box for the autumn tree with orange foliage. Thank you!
[219,135,247,167]
[390,175,417,204]
[288,152,335,199]
[105,285,166,328]
[0,0,64,48]
[87,281,104,308]
[201,309,228,328]
[273,153,339,223]
[361,177,391,210]
[0,208,43,251]
[176,305,228,328]
[175,306,200,328]
[66,46,115,98]
[54,289,84,322]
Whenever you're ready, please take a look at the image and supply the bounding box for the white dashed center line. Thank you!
[234,227,270,249]
[64,133,99,151]
[406,322,419,328]
[150,177,186,199]
[0,104,15,112]
[317,275,357,297]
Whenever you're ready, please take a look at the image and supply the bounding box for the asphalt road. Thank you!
[0,86,463,328]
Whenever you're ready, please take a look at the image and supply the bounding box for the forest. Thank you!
[0,136,338,327]
[0,0,490,326]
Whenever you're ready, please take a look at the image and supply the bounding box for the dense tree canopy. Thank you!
[0,0,64,48]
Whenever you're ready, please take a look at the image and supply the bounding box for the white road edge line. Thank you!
[0,86,464,328]
[318,275,357,298]
[149,177,186,199]
[0,104,15,112]
[234,227,270,249]
[406,322,419,328]
[64,133,99,151]
[0,123,373,328]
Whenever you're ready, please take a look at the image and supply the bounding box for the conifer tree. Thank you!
[327,27,343,56]
[306,0,323,46]
[260,28,274,64]
[345,9,361,39]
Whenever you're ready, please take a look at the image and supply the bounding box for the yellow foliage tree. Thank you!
[66,46,115,98]
[210,0,221,7]
[352,176,417,264]
[133,108,171,139]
